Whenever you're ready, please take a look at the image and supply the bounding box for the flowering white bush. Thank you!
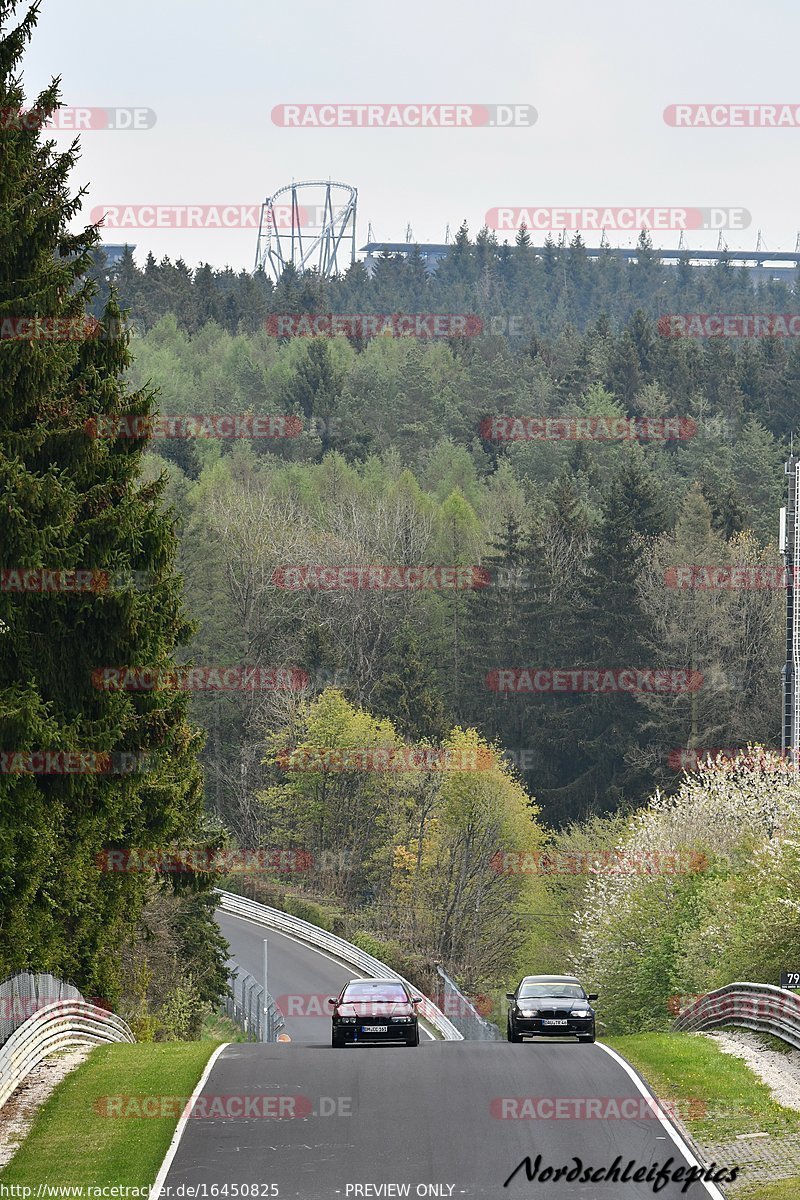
[570,750,800,1031]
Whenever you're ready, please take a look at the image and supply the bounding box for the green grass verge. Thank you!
[607,1032,800,1142]
[607,1033,800,1199]
[735,1183,799,1200]
[0,1041,219,1187]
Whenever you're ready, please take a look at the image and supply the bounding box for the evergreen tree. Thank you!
[370,624,449,743]
[0,0,205,999]
[538,453,667,819]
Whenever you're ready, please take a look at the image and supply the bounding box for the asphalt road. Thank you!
[160,912,730,1199]
[162,1040,726,1199]
[217,909,360,1045]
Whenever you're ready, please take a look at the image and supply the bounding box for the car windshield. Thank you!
[518,983,586,999]
[342,982,408,1002]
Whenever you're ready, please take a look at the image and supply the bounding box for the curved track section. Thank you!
[217,908,361,1046]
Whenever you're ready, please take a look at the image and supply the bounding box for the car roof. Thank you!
[519,975,581,984]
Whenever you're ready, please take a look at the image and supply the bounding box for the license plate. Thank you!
[362,1025,388,1032]
[542,1019,568,1026]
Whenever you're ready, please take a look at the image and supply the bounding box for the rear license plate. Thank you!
[362,1025,388,1032]
[542,1019,568,1026]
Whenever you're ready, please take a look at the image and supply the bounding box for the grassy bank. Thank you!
[607,1032,800,1198]
[0,1042,219,1186]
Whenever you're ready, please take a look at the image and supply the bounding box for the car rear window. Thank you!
[342,982,408,1001]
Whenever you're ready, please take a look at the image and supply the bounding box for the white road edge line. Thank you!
[150,1041,229,1199]
[221,911,436,1039]
[597,1042,727,1199]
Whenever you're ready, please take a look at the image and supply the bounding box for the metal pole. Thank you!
[263,939,269,1043]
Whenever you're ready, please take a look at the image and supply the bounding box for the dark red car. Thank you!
[329,978,421,1046]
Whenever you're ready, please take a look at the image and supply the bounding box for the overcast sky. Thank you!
[16,0,800,271]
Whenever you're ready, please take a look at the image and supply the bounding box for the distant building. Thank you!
[95,243,135,268]
[360,241,800,284]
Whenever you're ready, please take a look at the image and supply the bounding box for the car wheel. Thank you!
[331,1030,345,1047]
[578,1034,595,1043]
[507,1018,521,1044]
[406,1027,419,1046]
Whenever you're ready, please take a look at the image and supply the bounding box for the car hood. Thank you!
[517,996,590,1007]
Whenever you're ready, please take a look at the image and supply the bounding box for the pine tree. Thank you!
[0,0,205,999]
[538,453,667,820]
[370,624,449,743]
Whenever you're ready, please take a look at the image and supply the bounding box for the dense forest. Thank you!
[117,295,786,832]
[103,243,794,1024]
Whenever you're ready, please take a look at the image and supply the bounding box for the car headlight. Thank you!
[392,1016,413,1023]
[518,1009,539,1017]
[571,1009,592,1018]
[337,1016,357,1023]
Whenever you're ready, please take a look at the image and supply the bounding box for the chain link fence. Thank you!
[0,972,84,1047]
[434,966,504,1041]
[224,965,285,1042]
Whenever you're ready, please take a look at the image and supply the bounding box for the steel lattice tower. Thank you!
[254,180,357,280]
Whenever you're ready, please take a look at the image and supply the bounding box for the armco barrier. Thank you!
[0,1000,135,1110]
[216,890,464,1040]
[674,982,800,1050]
[0,971,83,1046]
[225,963,285,1042]
[435,964,504,1040]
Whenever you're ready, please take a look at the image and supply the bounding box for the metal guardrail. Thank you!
[216,890,464,1040]
[674,982,800,1050]
[435,965,504,1040]
[0,1000,135,1110]
[225,965,285,1042]
[0,972,84,1047]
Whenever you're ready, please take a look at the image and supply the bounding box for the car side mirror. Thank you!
[411,997,422,1005]
[588,993,599,1002]
[327,997,336,1006]
[506,993,516,1002]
